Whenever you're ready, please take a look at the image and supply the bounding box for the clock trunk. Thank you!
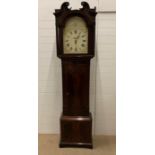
[62,59,90,116]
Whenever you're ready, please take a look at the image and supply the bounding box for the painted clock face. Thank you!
[63,16,88,54]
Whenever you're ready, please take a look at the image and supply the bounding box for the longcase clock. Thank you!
[54,1,97,148]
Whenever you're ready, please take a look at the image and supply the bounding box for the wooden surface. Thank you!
[62,59,90,116]
[60,113,92,148]
[38,134,116,155]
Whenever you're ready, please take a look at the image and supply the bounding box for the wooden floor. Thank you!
[39,134,116,155]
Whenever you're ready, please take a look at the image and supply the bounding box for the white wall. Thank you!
[39,0,116,135]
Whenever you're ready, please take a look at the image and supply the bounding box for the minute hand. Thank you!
[74,32,81,39]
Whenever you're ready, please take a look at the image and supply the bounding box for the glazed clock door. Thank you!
[63,16,88,54]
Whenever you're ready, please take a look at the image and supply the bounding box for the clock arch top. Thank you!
[54,1,97,27]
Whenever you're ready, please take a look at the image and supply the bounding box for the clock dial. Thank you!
[63,16,88,54]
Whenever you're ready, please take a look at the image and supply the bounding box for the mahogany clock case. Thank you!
[54,2,97,148]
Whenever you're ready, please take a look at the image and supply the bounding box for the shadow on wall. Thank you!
[90,56,96,135]
[40,38,62,133]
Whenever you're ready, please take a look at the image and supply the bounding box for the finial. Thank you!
[81,1,90,10]
[61,2,70,10]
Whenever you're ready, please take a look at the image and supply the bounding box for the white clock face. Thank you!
[63,16,88,54]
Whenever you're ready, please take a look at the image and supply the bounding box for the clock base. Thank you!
[59,113,93,148]
[59,142,93,149]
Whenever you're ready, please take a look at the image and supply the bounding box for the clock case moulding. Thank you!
[54,2,97,148]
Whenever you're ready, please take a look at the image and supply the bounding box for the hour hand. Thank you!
[76,32,81,39]
[74,32,81,39]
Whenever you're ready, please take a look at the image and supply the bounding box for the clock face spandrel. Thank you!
[63,16,88,54]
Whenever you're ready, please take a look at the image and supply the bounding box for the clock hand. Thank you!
[73,32,81,39]
[73,36,79,39]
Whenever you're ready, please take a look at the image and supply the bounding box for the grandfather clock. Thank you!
[54,1,97,148]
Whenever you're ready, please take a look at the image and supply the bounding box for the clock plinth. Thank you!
[59,113,93,148]
[54,1,97,149]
